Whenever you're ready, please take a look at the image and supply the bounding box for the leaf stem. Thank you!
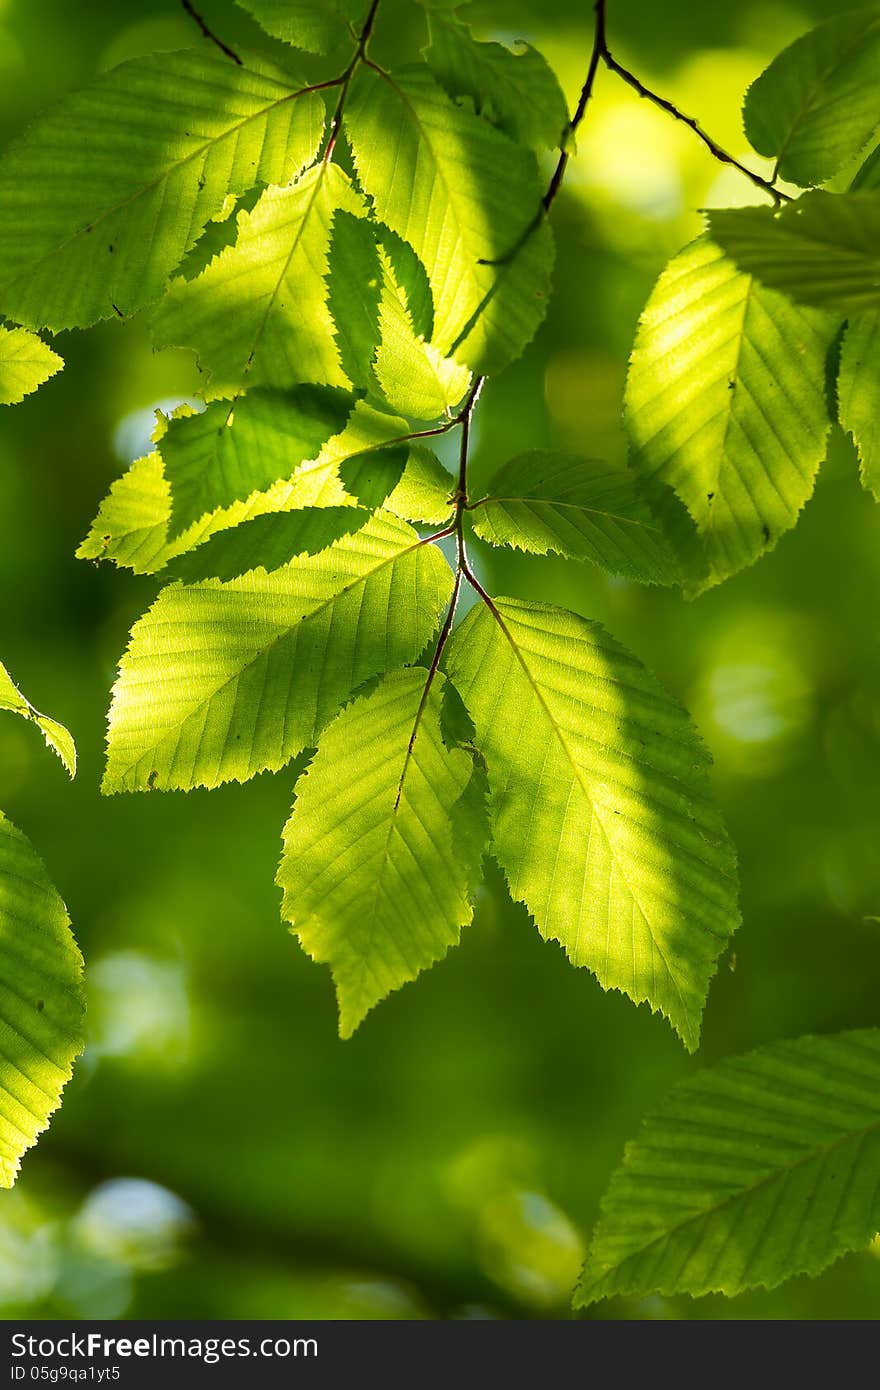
[323,0,382,163]
[600,48,792,206]
[180,0,243,65]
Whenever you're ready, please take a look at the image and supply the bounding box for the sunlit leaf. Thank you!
[0,812,84,1187]
[345,63,554,375]
[626,237,836,592]
[0,51,324,329]
[236,0,359,53]
[709,193,880,315]
[279,669,487,1036]
[103,513,454,792]
[374,244,471,420]
[0,326,62,406]
[159,387,353,535]
[575,1027,880,1305]
[445,598,740,1051]
[470,451,680,585]
[424,6,568,151]
[744,8,880,186]
[153,163,362,392]
[166,506,369,583]
[0,661,76,777]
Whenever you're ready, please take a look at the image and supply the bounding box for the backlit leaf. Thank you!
[575,1027,880,1305]
[0,51,324,329]
[0,812,84,1187]
[445,598,740,1051]
[625,237,836,592]
[0,661,76,777]
[470,451,680,585]
[743,8,880,186]
[278,668,487,1036]
[103,514,454,792]
[709,193,880,315]
[0,326,62,406]
[345,63,554,375]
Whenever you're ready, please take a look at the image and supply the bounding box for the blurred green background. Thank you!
[1,0,879,1321]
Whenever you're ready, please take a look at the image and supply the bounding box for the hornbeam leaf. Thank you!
[575,1027,880,1306]
[345,63,554,375]
[278,669,488,1036]
[236,0,359,53]
[152,163,362,392]
[159,387,353,535]
[374,245,471,420]
[709,194,880,315]
[327,212,470,419]
[77,403,448,576]
[103,513,454,792]
[166,506,369,583]
[0,812,84,1187]
[743,8,880,187]
[839,311,880,499]
[340,444,455,524]
[0,327,62,406]
[424,7,568,152]
[625,237,836,593]
[326,210,384,393]
[0,661,76,777]
[470,452,680,586]
[0,51,325,330]
[445,598,740,1051]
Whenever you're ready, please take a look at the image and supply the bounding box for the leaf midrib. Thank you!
[581,1105,880,1300]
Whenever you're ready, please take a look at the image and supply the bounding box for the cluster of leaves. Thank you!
[0,0,878,1311]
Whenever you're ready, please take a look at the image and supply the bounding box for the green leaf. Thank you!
[444,598,739,1051]
[326,210,384,393]
[575,1027,880,1306]
[152,163,362,392]
[103,514,454,792]
[339,443,454,523]
[838,311,880,500]
[374,244,471,420]
[166,506,369,583]
[625,237,836,593]
[236,0,357,53]
[159,387,352,535]
[345,63,554,375]
[0,812,84,1187]
[278,668,487,1036]
[709,193,880,315]
[0,326,62,405]
[470,452,680,586]
[852,142,880,188]
[424,7,568,151]
[743,8,880,187]
[77,403,445,577]
[0,661,76,777]
[327,211,471,418]
[0,51,325,330]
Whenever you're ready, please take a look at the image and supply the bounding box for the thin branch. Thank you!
[323,0,382,162]
[181,0,242,65]
[601,48,792,206]
[543,0,608,213]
